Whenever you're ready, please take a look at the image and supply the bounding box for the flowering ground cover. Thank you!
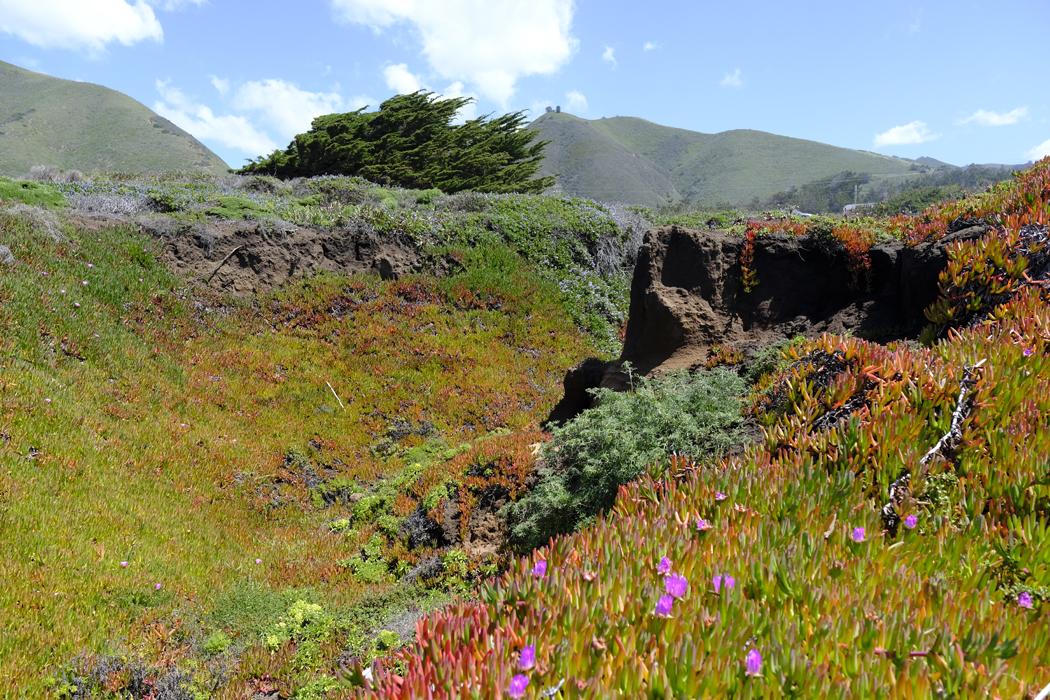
[2,160,1049,698]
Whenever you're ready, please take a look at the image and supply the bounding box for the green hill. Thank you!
[0,60,229,177]
[527,111,923,207]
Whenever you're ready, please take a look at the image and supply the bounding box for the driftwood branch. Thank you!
[881,361,983,536]
[206,245,243,284]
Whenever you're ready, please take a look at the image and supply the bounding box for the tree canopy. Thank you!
[238,91,555,194]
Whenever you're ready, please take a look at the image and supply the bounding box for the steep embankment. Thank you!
[0,60,229,176]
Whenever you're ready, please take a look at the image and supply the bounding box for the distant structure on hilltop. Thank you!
[556,106,561,113]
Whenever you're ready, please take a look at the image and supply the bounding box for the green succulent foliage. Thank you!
[239,91,555,195]
[504,366,747,550]
[0,176,66,208]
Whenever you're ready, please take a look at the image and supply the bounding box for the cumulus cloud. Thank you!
[383,63,425,94]
[1025,138,1050,161]
[602,46,616,67]
[643,41,660,51]
[959,107,1028,127]
[144,0,204,9]
[209,75,230,95]
[873,121,940,147]
[720,69,742,88]
[0,0,163,53]
[233,79,346,137]
[153,80,276,155]
[331,0,578,106]
[565,90,587,113]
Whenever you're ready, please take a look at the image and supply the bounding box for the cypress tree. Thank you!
[239,91,555,194]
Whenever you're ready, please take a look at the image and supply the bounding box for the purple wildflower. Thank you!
[155,583,162,590]
[715,492,727,501]
[713,574,735,593]
[532,559,547,578]
[120,562,128,567]
[904,514,917,529]
[695,517,710,531]
[1024,347,1034,357]
[508,674,529,698]
[255,559,262,564]
[1017,591,1033,609]
[851,527,866,542]
[665,573,689,599]
[746,649,762,676]
[657,556,671,575]
[654,594,674,617]
[519,644,536,670]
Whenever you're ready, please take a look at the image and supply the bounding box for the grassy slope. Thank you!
[528,112,918,206]
[0,194,599,697]
[0,60,229,177]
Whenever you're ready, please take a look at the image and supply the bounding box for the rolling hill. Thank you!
[526,111,927,207]
[0,60,229,177]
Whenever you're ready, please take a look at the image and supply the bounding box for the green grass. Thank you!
[0,194,600,697]
[0,59,228,177]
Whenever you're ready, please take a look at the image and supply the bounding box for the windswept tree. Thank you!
[238,91,555,194]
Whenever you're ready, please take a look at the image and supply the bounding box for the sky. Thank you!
[1,0,1049,170]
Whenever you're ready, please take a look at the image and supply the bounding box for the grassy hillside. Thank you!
[2,162,1050,698]
[0,60,229,177]
[528,113,921,207]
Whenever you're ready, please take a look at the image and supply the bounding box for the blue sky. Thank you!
[2,0,1048,170]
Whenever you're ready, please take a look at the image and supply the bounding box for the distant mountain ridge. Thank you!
[0,60,229,177]
[525,112,1013,208]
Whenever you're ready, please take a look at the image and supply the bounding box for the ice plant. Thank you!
[654,594,674,617]
[904,514,918,529]
[657,556,671,575]
[1018,591,1033,608]
[746,649,762,676]
[255,559,262,564]
[120,562,128,567]
[155,583,162,590]
[508,674,529,698]
[715,491,727,501]
[695,517,710,531]
[532,559,547,578]
[519,644,536,670]
[665,573,688,599]
[1024,347,1034,357]
[713,574,735,593]
[851,527,866,542]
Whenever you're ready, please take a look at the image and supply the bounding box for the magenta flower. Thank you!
[532,559,547,578]
[904,514,918,529]
[87,264,94,268]
[120,562,128,567]
[665,573,688,599]
[713,574,735,593]
[255,559,262,564]
[654,594,674,617]
[715,492,727,501]
[1024,347,1034,357]
[519,644,536,670]
[695,517,710,531]
[745,648,762,676]
[155,583,162,590]
[1017,591,1033,608]
[852,527,866,542]
[508,674,529,698]
[657,556,671,575]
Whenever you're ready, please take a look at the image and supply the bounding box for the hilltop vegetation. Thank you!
[0,61,229,179]
[1,159,1049,699]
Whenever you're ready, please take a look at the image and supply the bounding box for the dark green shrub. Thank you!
[504,366,747,550]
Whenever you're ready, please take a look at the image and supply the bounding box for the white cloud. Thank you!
[440,81,479,122]
[565,90,587,113]
[0,0,162,53]
[144,0,204,9]
[383,63,425,94]
[153,80,276,155]
[643,41,660,51]
[233,79,346,137]
[873,121,941,147]
[1025,138,1050,161]
[602,45,616,67]
[959,107,1028,127]
[209,75,229,95]
[331,0,578,106]
[720,68,742,88]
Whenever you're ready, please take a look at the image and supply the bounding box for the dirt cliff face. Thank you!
[547,222,989,422]
[620,224,988,375]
